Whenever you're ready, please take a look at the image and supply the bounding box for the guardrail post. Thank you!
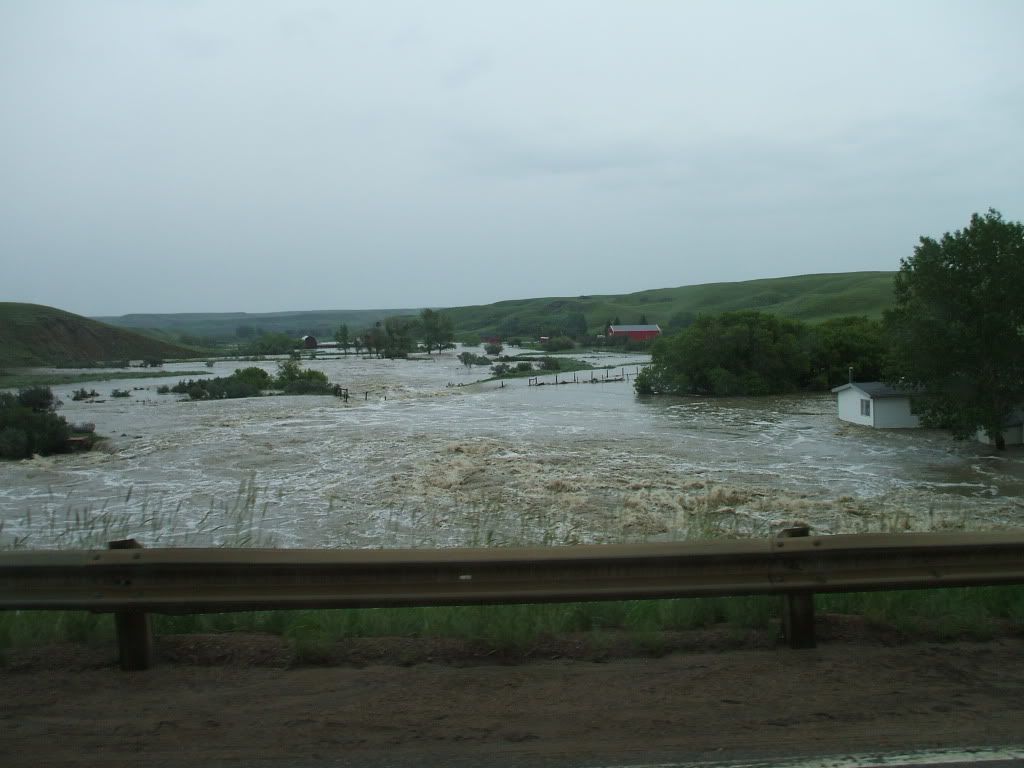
[778,526,816,649]
[108,539,153,671]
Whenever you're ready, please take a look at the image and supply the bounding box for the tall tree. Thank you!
[383,315,418,358]
[419,309,454,353]
[334,323,350,354]
[885,209,1024,449]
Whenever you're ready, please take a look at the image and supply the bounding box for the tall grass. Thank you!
[2,479,1022,657]
[3,587,1021,657]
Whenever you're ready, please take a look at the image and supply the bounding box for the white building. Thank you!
[831,381,921,429]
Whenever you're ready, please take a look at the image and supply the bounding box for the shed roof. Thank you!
[830,381,917,399]
[609,324,661,333]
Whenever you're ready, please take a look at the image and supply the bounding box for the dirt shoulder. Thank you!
[3,619,1023,768]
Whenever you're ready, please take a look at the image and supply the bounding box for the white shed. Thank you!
[831,381,921,429]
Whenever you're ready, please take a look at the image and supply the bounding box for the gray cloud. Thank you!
[1,0,1022,315]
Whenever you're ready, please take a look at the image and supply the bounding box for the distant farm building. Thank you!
[607,324,662,342]
[831,382,920,429]
[301,335,318,349]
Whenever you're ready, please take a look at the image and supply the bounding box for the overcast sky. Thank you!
[2,1,1022,316]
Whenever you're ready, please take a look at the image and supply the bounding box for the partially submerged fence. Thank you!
[2,529,1023,670]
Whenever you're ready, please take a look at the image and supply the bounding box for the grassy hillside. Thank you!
[95,308,416,344]
[0,303,199,367]
[91,271,896,344]
[444,271,896,339]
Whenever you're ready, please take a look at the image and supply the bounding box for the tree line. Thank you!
[332,308,456,359]
[634,312,884,396]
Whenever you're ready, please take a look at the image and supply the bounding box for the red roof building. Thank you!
[607,324,661,342]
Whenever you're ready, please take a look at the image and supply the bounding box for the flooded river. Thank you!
[2,349,1022,549]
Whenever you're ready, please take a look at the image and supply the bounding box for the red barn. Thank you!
[607,324,661,342]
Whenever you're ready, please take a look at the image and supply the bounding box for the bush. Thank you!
[71,388,99,401]
[18,386,57,412]
[274,361,331,394]
[173,363,331,399]
[541,336,574,352]
[458,351,491,368]
[0,390,71,459]
[0,427,29,459]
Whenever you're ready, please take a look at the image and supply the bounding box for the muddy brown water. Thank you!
[2,349,1022,549]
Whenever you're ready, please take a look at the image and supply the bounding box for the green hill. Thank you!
[444,271,896,339]
[90,271,896,344]
[0,303,200,367]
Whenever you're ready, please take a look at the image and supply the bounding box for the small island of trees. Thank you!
[0,387,90,460]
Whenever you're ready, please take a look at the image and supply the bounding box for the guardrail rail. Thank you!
[2,529,1023,669]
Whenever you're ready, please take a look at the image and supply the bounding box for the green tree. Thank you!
[810,316,886,388]
[885,209,1024,449]
[383,315,418,358]
[363,324,386,358]
[564,312,588,339]
[244,332,297,356]
[636,311,812,396]
[419,309,455,353]
[334,323,350,354]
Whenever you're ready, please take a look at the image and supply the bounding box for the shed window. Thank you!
[860,399,871,417]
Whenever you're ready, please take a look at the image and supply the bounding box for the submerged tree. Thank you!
[334,323,350,354]
[885,209,1024,449]
[635,311,812,396]
[419,309,455,353]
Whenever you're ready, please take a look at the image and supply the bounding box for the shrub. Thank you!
[0,427,29,459]
[0,390,71,459]
[71,388,99,401]
[110,389,131,398]
[541,336,574,352]
[18,386,57,412]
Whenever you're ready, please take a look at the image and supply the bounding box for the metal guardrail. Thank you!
[2,530,1023,669]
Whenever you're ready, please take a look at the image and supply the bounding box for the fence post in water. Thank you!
[778,525,816,649]
[108,539,153,671]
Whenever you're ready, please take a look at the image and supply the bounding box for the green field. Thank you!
[444,271,896,339]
